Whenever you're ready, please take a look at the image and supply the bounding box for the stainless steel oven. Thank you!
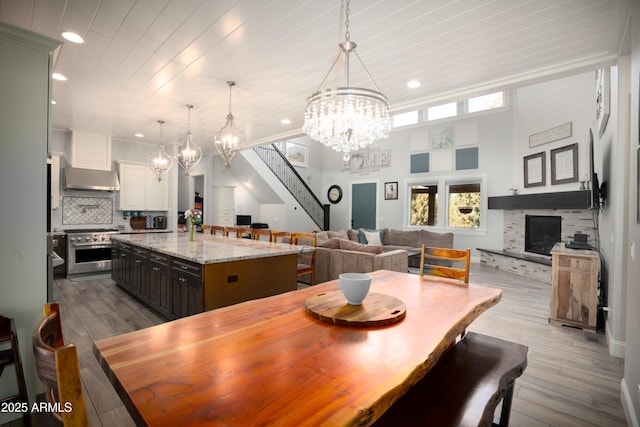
[66,229,118,276]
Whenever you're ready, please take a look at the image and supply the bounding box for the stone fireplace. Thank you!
[480,208,595,282]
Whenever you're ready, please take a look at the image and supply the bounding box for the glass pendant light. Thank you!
[147,120,173,182]
[214,81,244,169]
[177,104,202,176]
[302,0,390,161]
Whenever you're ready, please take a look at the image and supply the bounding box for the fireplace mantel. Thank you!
[488,190,590,210]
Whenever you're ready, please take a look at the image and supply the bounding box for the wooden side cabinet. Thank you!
[550,243,599,331]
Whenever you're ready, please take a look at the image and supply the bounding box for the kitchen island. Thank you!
[110,232,300,319]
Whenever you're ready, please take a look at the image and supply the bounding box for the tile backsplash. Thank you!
[62,196,113,224]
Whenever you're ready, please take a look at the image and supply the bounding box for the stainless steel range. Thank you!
[66,228,118,276]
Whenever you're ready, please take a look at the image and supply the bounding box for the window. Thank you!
[467,92,504,113]
[426,102,457,121]
[410,184,438,226]
[448,183,481,228]
[392,110,419,128]
[407,176,485,232]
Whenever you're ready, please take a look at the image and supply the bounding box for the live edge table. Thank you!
[94,270,502,426]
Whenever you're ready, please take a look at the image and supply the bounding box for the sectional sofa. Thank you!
[309,228,454,284]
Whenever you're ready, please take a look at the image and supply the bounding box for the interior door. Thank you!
[351,182,377,229]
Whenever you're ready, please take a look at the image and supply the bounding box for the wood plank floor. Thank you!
[7,264,627,426]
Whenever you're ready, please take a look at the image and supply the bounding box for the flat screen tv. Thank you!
[589,128,600,210]
[236,215,252,226]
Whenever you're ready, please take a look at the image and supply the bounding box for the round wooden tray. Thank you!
[305,291,406,327]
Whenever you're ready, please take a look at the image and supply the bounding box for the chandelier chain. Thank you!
[344,0,350,42]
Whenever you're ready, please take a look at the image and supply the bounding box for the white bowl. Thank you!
[339,273,372,305]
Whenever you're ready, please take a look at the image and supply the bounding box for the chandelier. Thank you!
[147,120,173,182]
[177,104,202,176]
[303,0,390,161]
[215,81,244,169]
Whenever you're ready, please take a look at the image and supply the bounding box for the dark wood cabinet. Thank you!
[148,252,171,319]
[111,241,131,291]
[110,238,296,321]
[130,247,148,300]
[170,258,204,319]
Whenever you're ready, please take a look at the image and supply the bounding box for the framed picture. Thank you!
[529,122,572,148]
[596,68,610,137]
[285,141,308,167]
[524,152,546,188]
[550,143,578,185]
[430,126,454,149]
[384,182,398,200]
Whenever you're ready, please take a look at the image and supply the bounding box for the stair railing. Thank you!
[253,144,328,230]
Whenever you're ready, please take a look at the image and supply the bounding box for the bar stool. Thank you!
[0,315,30,426]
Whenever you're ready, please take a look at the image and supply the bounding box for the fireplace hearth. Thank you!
[525,215,562,256]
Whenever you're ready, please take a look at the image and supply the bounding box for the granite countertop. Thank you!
[111,232,303,264]
[118,229,173,234]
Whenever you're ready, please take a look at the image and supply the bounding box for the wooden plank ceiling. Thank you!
[0,0,630,151]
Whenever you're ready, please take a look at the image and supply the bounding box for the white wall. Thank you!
[622,2,640,423]
[0,23,60,424]
[317,105,515,256]
[513,72,595,195]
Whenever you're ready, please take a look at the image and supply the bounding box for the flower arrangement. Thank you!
[184,208,201,241]
[184,208,201,224]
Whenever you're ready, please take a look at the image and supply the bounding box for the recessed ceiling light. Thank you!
[51,100,56,105]
[134,133,144,138]
[61,32,84,43]
[407,80,421,89]
[281,119,291,125]
[52,73,67,81]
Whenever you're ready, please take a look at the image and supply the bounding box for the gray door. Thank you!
[351,182,377,229]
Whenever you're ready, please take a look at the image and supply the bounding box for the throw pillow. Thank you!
[317,237,342,249]
[347,229,360,241]
[358,228,385,245]
[363,230,382,246]
[327,230,349,240]
[339,239,383,254]
[315,231,329,243]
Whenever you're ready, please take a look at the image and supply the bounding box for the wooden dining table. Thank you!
[94,269,502,426]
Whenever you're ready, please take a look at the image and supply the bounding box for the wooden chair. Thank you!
[0,314,30,426]
[201,225,213,234]
[251,228,272,241]
[291,232,317,286]
[211,226,226,236]
[271,231,291,244]
[373,332,528,427]
[419,245,471,285]
[32,303,88,427]
[236,227,252,239]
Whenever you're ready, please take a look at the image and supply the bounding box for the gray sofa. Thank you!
[310,228,454,284]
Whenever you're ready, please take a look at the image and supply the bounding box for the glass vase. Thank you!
[189,221,196,241]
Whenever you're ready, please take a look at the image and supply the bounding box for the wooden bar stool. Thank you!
[251,228,272,241]
[0,315,30,426]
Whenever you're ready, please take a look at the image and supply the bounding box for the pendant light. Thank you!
[302,0,390,161]
[177,104,202,176]
[215,81,244,169]
[147,120,173,182]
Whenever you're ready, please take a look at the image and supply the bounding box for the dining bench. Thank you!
[374,332,528,427]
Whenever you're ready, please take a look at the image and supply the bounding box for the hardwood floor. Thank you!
[12,264,627,426]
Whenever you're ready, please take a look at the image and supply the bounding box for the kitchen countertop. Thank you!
[111,232,303,265]
[118,229,173,234]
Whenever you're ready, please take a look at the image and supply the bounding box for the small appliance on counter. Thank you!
[153,216,167,229]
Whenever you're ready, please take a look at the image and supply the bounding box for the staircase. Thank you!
[253,144,329,230]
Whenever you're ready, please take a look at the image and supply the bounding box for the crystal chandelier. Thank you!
[303,0,390,161]
[215,81,244,169]
[147,120,173,182]
[177,104,202,176]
